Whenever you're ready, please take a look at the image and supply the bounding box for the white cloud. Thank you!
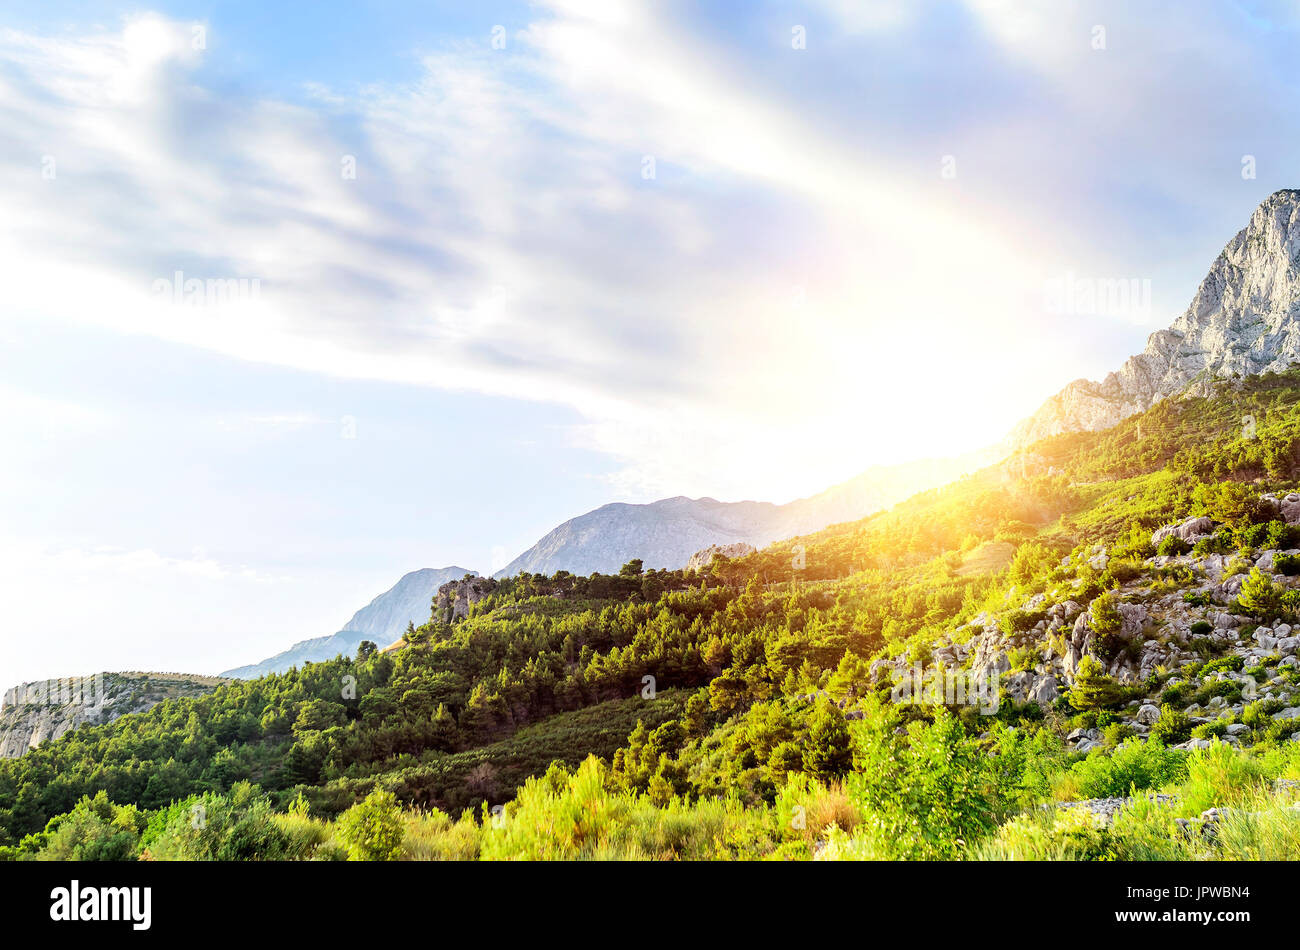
[5,2,1280,505]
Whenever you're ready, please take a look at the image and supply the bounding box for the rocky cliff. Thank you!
[1011,189,1300,445]
[0,672,224,758]
[685,542,757,572]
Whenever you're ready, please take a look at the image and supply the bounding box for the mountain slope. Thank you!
[1011,189,1300,445]
[220,566,477,678]
[494,449,997,578]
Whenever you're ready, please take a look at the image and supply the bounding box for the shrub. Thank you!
[1189,620,1214,636]
[1069,738,1187,799]
[1104,560,1143,585]
[1068,656,1127,710]
[1237,569,1288,621]
[1178,742,1270,815]
[1202,655,1244,674]
[1275,553,1300,576]
[37,792,146,861]
[1102,721,1135,748]
[1192,535,1232,557]
[1005,608,1047,633]
[1157,535,1191,557]
[1266,520,1300,550]
[1148,705,1193,745]
[1008,646,1038,672]
[802,701,854,781]
[849,711,1004,859]
[1241,701,1268,730]
[336,789,405,861]
[1160,682,1188,707]
[1192,719,1229,740]
[1089,592,1125,659]
[145,784,293,861]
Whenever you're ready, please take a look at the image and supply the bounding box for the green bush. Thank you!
[1005,609,1047,634]
[336,788,405,861]
[1149,705,1193,746]
[1192,719,1229,740]
[145,784,294,861]
[36,792,146,861]
[1068,656,1128,710]
[1274,554,1300,576]
[1237,569,1288,621]
[1069,738,1186,799]
[1160,682,1188,707]
[849,712,1007,860]
[1157,535,1191,557]
[1192,535,1232,557]
[1088,592,1125,659]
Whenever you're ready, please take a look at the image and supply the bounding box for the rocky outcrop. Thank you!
[0,672,224,758]
[864,498,1300,755]
[686,542,756,572]
[434,576,497,622]
[1010,190,1300,446]
[1151,517,1214,547]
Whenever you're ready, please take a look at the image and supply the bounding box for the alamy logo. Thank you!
[151,270,261,306]
[1044,271,1151,321]
[3,674,104,709]
[50,881,151,931]
[890,664,1001,714]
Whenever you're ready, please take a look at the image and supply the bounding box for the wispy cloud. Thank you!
[4,3,1299,503]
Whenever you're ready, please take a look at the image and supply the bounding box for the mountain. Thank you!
[220,567,477,679]
[493,450,998,578]
[0,672,224,758]
[1011,189,1300,445]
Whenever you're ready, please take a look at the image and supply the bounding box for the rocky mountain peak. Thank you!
[1010,189,1300,446]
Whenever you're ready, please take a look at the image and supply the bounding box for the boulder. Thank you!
[1028,675,1060,705]
[1135,703,1161,725]
[1151,517,1214,547]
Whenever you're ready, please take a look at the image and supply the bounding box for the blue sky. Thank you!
[3,0,1300,683]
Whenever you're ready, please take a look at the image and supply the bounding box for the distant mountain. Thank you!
[1010,189,1300,446]
[220,567,477,679]
[493,451,998,578]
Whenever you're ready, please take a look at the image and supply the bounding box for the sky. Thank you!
[3,0,1300,684]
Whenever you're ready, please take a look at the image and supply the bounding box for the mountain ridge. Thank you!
[1010,189,1300,445]
[493,449,999,578]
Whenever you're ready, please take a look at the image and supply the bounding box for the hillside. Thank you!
[221,567,478,679]
[8,371,1300,859]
